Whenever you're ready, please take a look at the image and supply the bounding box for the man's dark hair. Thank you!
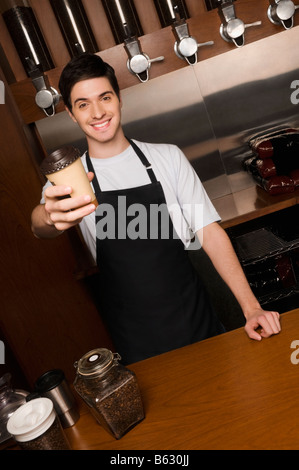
[58,53,120,111]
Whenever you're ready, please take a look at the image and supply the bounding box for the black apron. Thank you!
[86,140,224,364]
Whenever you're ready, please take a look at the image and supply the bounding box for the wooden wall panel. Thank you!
[134,0,161,34]
[82,0,116,51]
[185,0,207,16]
[0,15,26,82]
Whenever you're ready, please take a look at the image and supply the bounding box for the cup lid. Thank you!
[40,146,81,175]
[7,397,56,442]
[75,348,116,377]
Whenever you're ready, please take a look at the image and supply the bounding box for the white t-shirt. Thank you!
[41,140,220,262]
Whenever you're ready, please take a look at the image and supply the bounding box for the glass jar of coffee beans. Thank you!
[73,348,144,439]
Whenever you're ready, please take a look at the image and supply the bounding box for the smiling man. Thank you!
[31,53,281,364]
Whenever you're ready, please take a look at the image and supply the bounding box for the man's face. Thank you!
[67,76,123,152]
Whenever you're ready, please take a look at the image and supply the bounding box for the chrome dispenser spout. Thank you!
[124,31,164,83]
[26,58,61,117]
[267,0,299,29]
[218,0,262,48]
[172,6,214,65]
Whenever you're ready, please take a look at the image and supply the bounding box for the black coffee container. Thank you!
[205,0,221,11]
[50,0,98,56]
[153,0,190,27]
[101,0,143,44]
[1,0,54,75]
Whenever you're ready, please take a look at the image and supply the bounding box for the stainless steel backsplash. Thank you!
[36,27,299,201]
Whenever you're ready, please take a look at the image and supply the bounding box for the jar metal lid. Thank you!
[75,348,119,377]
[6,397,55,442]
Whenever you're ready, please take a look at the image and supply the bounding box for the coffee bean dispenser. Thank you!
[49,0,98,57]
[101,0,143,45]
[1,0,54,75]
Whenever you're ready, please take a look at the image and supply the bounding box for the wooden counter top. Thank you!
[3,309,299,451]
[214,185,299,229]
[59,308,298,451]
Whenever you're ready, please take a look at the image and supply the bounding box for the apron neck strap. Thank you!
[85,139,158,195]
[85,150,101,195]
[127,139,157,184]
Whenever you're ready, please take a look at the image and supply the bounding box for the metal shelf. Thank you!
[259,284,299,306]
[232,227,299,266]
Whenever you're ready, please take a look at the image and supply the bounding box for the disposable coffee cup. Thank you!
[40,146,98,206]
[34,369,79,428]
[6,397,70,450]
